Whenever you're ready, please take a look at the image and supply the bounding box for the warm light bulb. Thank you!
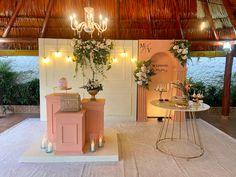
[120,52,127,57]
[99,14,102,20]
[66,56,72,62]
[74,20,78,25]
[200,22,205,30]
[42,57,49,64]
[131,57,137,63]
[112,58,118,63]
[223,42,231,52]
[70,16,73,20]
[54,51,62,57]
[73,13,76,18]
[105,17,108,22]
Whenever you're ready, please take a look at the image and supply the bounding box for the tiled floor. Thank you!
[196,111,236,139]
[0,113,40,133]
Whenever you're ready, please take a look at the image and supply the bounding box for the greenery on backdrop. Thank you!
[72,38,113,78]
[169,40,191,66]
[0,61,39,106]
[134,59,155,89]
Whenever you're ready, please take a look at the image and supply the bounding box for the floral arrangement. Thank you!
[81,78,103,91]
[72,38,113,77]
[169,40,191,66]
[171,79,192,99]
[134,59,155,89]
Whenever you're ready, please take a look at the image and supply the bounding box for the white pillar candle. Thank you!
[41,138,47,149]
[90,140,95,152]
[46,142,53,153]
[98,136,103,147]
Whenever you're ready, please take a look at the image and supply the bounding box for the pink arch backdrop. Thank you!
[137,40,186,122]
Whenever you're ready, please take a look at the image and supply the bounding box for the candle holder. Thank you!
[155,84,168,101]
[98,132,104,148]
[46,142,53,153]
[90,134,96,152]
[41,135,48,149]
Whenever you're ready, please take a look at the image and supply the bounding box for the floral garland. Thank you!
[134,59,155,89]
[72,38,113,78]
[169,40,191,66]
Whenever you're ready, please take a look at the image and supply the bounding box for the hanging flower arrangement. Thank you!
[134,59,155,89]
[169,40,191,66]
[72,38,113,78]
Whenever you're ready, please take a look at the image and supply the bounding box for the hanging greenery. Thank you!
[169,40,191,66]
[72,38,113,78]
[134,59,155,89]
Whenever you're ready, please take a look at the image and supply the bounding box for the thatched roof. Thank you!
[0,0,236,50]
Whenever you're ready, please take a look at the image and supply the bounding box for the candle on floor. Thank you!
[41,137,47,149]
[46,142,53,153]
[90,140,96,152]
[98,135,103,148]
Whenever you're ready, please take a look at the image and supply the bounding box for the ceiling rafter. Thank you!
[222,0,236,35]
[115,0,120,39]
[173,0,184,39]
[202,1,219,40]
[2,0,23,38]
[39,0,54,38]
[147,0,154,38]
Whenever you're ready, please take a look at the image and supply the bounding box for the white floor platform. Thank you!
[1,118,236,177]
[20,128,119,163]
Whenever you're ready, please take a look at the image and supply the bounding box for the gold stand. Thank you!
[156,110,204,159]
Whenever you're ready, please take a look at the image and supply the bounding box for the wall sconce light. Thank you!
[131,57,137,63]
[42,56,50,64]
[112,58,118,63]
[223,41,231,52]
[66,56,72,62]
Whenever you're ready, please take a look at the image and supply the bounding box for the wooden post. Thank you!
[222,50,234,117]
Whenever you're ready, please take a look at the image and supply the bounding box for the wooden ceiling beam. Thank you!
[203,1,219,40]
[39,0,54,38]
[222,0,236,35]
[2,0,23,38]
[115,0,120,39]
[173,1,184,39]
[147,0,154,38]
[0,38,37,43]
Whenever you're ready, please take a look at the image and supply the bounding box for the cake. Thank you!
[57,77,68,90]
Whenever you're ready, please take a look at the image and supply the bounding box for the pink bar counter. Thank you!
[81,99,105,142]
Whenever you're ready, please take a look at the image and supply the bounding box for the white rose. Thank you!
[173,45,179,50]
[177,49,182,53]
[141,66,146,72]
[92,40,96,45]
[181,43,185,48]
[182,55,187,60]
[182,48,188,54]
[137,81,142,85]
[106,39,112,45]
[136,72,142,77]
[86,45,90,49]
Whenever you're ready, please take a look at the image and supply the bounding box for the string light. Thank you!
[54,39,62,57]
[112,58,118,63]
[131,58,137,63]
[66,56,72,62]
[42,56,50,64]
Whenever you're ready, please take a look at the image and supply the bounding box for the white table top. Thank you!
[150,100,210,112]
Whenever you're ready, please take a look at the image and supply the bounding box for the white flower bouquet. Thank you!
[134,59,155,89]
[72,38,113,77]
[169,40,191,66]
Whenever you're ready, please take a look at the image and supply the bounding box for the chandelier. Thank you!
[70,7,108,38]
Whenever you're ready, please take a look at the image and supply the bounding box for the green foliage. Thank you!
[0,61,39,105]
[169,40,191,66]
[134,59,155,89]
[0,61,20,105]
